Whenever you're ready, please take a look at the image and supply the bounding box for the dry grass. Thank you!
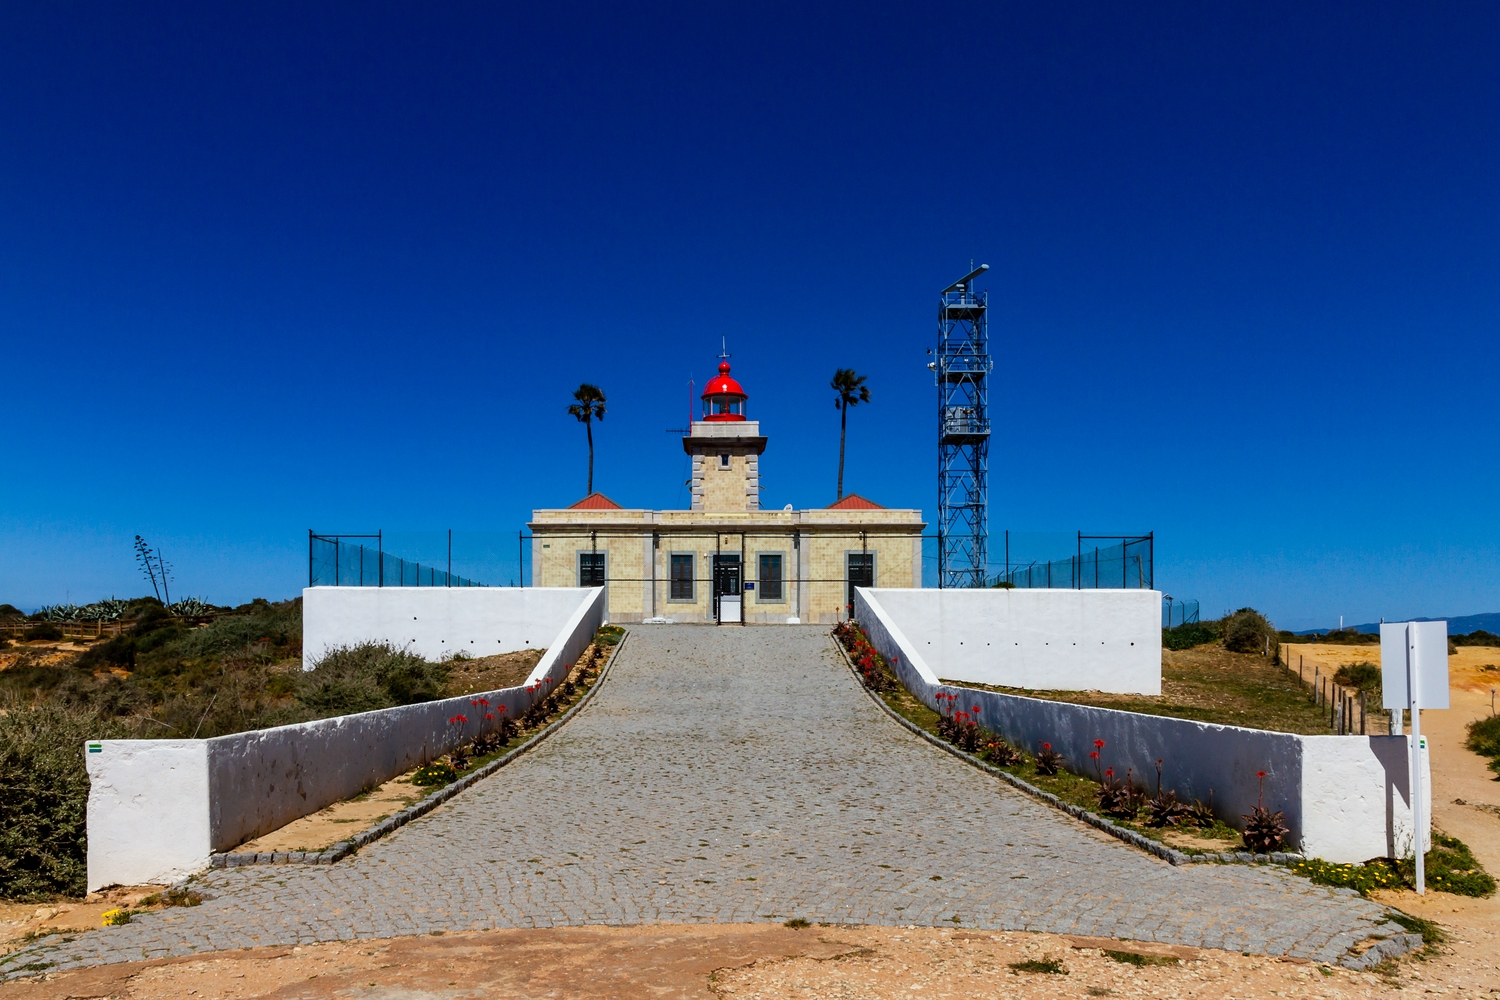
[441,649,545,697]
[949,645,1344,735]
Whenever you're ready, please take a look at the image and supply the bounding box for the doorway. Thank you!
[846,552,874,616]
[713,554,742,624]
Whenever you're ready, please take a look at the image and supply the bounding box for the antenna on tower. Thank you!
[718,336,731,363]
[936,262,992,589]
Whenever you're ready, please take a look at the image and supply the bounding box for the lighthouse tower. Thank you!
[683,361,766,512]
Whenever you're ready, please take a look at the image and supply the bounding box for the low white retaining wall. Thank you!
[87,587,605,890]
[301,586,601,669]
[864,587,1161,694]
[854,587,1428,863]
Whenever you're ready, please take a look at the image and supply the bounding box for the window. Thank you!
[758,553,783,602]
[670,553,695,601]
[846,552,875,610]
[719,453,730,468]
[579,552,605,587]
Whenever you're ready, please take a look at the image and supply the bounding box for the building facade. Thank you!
[530,360,924,624]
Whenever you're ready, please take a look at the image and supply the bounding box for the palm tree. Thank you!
[830,368,870,500]
[567,383,607,495]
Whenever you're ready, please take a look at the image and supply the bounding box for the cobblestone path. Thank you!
[7,626,1397,977]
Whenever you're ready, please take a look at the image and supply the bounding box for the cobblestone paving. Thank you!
[5,626,1398,977]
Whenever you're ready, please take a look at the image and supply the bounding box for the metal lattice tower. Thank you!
[936,264,990,588]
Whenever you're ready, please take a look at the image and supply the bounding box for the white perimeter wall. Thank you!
[87,587,604,891]
[854,587,1426,863]
[866,588,1161,695]
[301,586,599,669]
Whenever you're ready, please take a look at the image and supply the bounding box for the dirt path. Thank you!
[0,924,1423,999]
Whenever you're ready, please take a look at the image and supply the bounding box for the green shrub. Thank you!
[171,599,302,659]
[297,642,449,715]
[1332,661,1381,696]
[594,625,625,646]
[74,634,138,671]
[1222,608,1275,654]
[1464,716,1500,779]
[1453,630,1500,648]
[1163,621,1219,650]
[0,702,128,900]
[21,623,63,641]
[1467,714,1500,760]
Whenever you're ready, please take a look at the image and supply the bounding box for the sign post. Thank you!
[1380,620,1449,894]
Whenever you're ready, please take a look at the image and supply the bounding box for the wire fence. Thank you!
[994,532,1153,589]
[308,527,1158,596]
[309,532,487,588]
[1162,598,1200,628]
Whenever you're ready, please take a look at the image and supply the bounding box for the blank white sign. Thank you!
[1380,621,1451,710]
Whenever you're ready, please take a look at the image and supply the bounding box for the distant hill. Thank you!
[1294,612,1500,636]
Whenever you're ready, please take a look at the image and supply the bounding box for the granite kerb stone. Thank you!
[207,630,627,871]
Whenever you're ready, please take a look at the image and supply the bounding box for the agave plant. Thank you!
[1035,742,1065,776]
[76,599,128,622]
[39,604,82,622]
[1186,791,1217,828]
[1095,767,1143,819]
[1242,771,1289,852]
[1144,758,1190,827]
[168,597,214,617]
[981,736,1022,766]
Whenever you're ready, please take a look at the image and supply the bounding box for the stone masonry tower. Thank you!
[683,361,766,511]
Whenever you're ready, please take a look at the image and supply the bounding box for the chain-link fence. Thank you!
[1162,598,1200,628]
[309,532,486,588]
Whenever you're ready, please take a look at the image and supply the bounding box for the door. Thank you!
[713,554,741,624]
[847,553,874,616]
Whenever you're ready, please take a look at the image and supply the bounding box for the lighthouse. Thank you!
[528,352,924,624]
[684,361,767,512]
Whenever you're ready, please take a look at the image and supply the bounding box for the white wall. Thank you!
[88,587,604,891]
[1301,737,1429,861]
[86,741,211,890]
[301,586,599,669]
[865,588,1161,695]
[854,587,1426,863]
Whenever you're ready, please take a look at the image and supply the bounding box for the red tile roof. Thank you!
[568,492,624,510]
[826,493,884,510]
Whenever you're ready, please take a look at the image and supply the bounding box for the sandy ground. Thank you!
[0,923,1454,999]
[0,887,166,956]
[1286,643,1500,994]
[232,774,425,854]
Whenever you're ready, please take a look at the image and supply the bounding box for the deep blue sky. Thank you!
[1,3,1496,629]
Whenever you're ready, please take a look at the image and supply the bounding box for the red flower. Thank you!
[1094,739,1106,750]
[1041,742,1051,751]
[972,705,980,713]
[1089,751,1100,760]
[1257,770,1267,778]
[485,714,494,720]
[1105,767,1114,778]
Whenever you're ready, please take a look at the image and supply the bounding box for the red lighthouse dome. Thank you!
[701,361,748,421]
